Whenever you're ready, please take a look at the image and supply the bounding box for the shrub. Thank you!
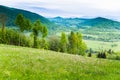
[0,28,33,47]
[97,52,106,59]
[88,52,92,57]
[48,36,60,52]
[115,56,120,60]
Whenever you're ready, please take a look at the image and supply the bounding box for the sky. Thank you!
[0,0,120,20]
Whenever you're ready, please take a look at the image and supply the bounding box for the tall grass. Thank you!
[0,44,120,80]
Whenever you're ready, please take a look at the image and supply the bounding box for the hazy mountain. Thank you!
[0,5,54,29]
[81,17,120,29]
[49,17,87,28]
[49,17,120,29]
[1,5,120,31]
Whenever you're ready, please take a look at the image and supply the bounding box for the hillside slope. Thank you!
[0,5,54,28]
[49,17,120,29]
[82,17,120,29]
[0,44,120,80]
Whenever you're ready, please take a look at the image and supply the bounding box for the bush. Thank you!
[0,28,33,47]
[48,36,60,52]
[115,56,120,60]
[38,38,49,49]
[88,52,92,57]
[97,52,106,59]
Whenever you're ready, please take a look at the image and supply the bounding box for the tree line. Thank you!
[0,13,87,56]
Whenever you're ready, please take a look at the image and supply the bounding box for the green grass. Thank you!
[0,44,120,80]
[85,40,120,52]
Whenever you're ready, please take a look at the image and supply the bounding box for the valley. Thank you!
[0,5,120,79]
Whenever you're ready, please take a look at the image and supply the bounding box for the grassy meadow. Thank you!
[85,40,120,52]
[0,44,120,80]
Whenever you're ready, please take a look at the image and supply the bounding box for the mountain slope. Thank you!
[49,17,87,28]
[81,17,120,29]
[49,17,120,29]
[0,44,120,80]
[0,5,53,28]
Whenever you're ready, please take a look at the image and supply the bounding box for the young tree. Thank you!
[0,13,7,43]
[60,32,68,52]
[15,14,26,32]
[24,19,32,31]
[76,32,87,55]
[32,20,48,48]
[42,26,48,38]
[0,13,7,34]
[33,20,41,48]
[68,31,87,55]
[68,31,78,54]
[15,13,32,45]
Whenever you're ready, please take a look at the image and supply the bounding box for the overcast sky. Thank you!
[1,0,120,20]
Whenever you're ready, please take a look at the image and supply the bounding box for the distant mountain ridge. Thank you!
[0,5,53,28]
[1,5,120,30]
[49,17,120,29]
[81,17,120,29]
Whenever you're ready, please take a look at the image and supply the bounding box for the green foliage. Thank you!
[33,20,41,36]
[68,31,87,55]
[24,19,32,31]
[32,20,48,48]
[15,14,26,32]
[39,38,49,49]
[97,52,106,59]
[15,14,32,32]
[0,28,32,47]
[68,31,77,54]
[48,36,60,52]
[107,52,120,60]
[60,32,68,52]
[42,26,48,38]
[115,56,120,60]
[33,20,42,48]
[88,52,92,57]
[0,5,53,28]
[0,13,7,34]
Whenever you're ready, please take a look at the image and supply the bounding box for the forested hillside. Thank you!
[0,5,54,29]
[49,17,120,29]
